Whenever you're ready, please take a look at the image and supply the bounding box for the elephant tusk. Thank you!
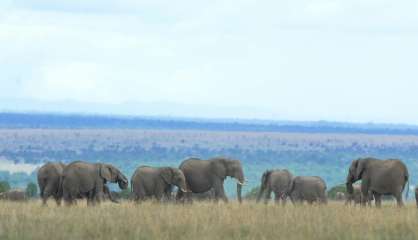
[180,188,188,192]
[237,181,246,186]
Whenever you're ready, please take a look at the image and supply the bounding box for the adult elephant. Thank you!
[256,169,293,204]
[37,162,66,205]
[131,166,188,202]
[345,184,373,206]
[177,157,245,203]
[0,189,26,201]
[346,158,409,207]
[62,161,128,205]
[288,176,327,204]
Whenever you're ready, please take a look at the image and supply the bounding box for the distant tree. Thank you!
[244,186,261,200]
[327,184,346,199]
[25,182,38,198]
[0,181,10,193]
[118,189,132,199]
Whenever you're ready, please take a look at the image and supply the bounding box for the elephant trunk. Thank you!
[346,182,354,195]
[346,173,354,195]
[256,185,264,203]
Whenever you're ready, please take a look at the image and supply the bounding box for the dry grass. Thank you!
[0,200,417,240]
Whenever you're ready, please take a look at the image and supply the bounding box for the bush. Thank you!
[0,181,10,193]
[118,189,132,199]
[244,186,261,200]
[25,182,38,198]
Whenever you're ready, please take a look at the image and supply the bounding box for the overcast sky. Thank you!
[1,0,418,123]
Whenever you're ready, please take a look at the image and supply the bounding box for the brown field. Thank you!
[0,200,417,240]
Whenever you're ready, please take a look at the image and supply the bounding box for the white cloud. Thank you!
[1,1,418,123]
[0,157,41,174]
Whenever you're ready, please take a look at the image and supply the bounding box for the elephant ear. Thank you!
[100,164,116,182]
[160,168,173,184]
[261,170,272,188]
[210,159,227,179]
[355,159,366,180]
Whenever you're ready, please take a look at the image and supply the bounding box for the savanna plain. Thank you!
[0,201,416,240]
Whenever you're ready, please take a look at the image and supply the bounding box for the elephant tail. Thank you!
[404,175,409,200]
[58,175,64,199]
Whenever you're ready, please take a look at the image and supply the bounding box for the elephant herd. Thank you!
[36,157,245,205]
[34,156,413,207]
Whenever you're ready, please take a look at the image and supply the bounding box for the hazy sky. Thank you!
[1,0,418,123]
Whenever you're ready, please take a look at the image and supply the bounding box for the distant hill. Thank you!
[1,112,418,135]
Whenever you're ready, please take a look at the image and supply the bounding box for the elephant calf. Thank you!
[256,169,293,205]
[288,176,327,204]
[131,166,187,202]
[335,192,345,201]
[0,189,26,201]
[345,184,373,206]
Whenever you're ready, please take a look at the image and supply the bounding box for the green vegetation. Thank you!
[0,181,10,193]
[25,182,38,198]
[1,129,418,197]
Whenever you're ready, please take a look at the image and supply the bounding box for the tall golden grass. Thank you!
[0,200,416,240]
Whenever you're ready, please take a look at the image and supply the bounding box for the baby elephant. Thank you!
[131,166,188,202]
[0,189,26,201]
[288,176,327,204]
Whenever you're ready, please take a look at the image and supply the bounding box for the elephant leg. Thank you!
[64,192,75,206]
[154,188,165,202]
[264,189,272,204]
[53,195,62,206]
[374,193,382,208]
[213,180,228,203]
[274,192,281,204]
[360,182,369,207]
[394,192,404,207]
[281,195,287,206]
[175,190,185,204]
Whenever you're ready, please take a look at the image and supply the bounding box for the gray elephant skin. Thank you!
[335,192,345,201]
[37,162,66,205]
[256,169,293,204]
[62,161,128,205]
[177,157,245,203]
[415,187,418,208]
[131,166,187,201]
[345,184,373,206]
[0,189,26,201]
[346,158,409,207]
[288,176,327,204]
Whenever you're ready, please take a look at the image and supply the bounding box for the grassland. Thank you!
[0,200,417,240]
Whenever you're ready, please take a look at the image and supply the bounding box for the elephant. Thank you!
[288,176,327,204]
[256,169,293,205]
[177,157,245,203]
[62,161,128,205]
[131,166,187,202]
[345,184,374,206]
[335,192,345,201]
[37,162,66,205]
[0,189,26,201]
[346,157,409,207]
[76,184,120,203]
